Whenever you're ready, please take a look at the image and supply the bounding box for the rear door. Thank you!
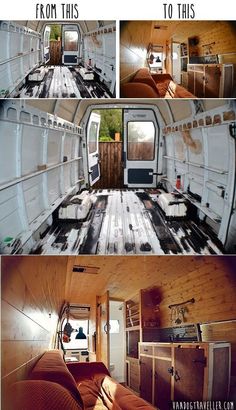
[123,109,159,187]
[87,112,101,186]
[43,26,51,63]
[96,291,110,368]
[62,25,80,65]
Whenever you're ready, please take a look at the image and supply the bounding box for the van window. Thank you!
[127,121,155,160]
[64,31,78,51]
[88,121,99,153]
[110,319,120,334]
[62,319,89,350]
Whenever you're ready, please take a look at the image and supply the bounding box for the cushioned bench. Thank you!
[120,67,195,98]
[9,350,155,410]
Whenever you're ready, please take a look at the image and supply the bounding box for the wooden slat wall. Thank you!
[49,40,61,65]
[94,142,123,189]
[120,21,152,82]
[1,256,68,408]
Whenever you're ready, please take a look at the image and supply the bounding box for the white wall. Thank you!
[109,301,125,383]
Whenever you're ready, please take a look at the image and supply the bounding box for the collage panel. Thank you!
[120,21,236,98]
[0,98,235,255]
[0,13,236,410]
[1,255,236,409]
[0,20,116,98]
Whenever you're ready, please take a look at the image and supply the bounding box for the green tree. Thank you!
[94,109,122,141]
[50,25,61,40]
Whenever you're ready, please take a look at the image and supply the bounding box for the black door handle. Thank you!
[167,367,174,375]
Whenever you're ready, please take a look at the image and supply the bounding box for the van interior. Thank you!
[120,21,236,98]
[1,255,236,409]
[0,20,116,98]
[0,98,236,255]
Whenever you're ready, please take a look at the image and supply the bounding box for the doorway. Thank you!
[88,107,160,189]
[109,301,125,382]
[172,43,181,84]
[43,24,81,66]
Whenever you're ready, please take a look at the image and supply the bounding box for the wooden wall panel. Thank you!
[120,21,152,82]
[1,256,68,409]
[49,40,62,65]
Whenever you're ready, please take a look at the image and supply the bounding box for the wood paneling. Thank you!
[1,256,68,408]
[94,142,123,189]
[49,40,62,65]
[120,21,152,81]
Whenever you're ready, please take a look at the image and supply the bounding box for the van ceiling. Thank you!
[13,20,114,34]
[121,21,236,47]
[3,256,234,308]
[27,99,228,126]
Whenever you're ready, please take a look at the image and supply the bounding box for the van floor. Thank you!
[34,189,223,255]
[18,66,112,98]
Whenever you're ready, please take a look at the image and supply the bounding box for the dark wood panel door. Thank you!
[174,347,205,400]
[154,358,172,410]
[140,356,153,403]
[204,65,221,98]
[187,71,195,94]
[195,72,204,97]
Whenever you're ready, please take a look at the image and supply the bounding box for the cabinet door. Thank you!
[130,358,140,392]
[154,358,172,410]
[195,71,204,98]
[174,347,205,400]
[188,71,195,94]
[140,356,153,403]
[204,65,221,98]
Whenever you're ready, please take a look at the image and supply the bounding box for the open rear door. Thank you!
[43,26,51,63]
[62,25,81,65]
[96,291,110,369]
[123,109,159,187]
[87,112,101,186]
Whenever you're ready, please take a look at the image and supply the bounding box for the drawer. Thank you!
[154,346,171,358]
[140,345,153,355]
[187,64,195,71]
[194,65,204,72]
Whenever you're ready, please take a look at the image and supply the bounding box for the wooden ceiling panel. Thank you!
[66,255,210,302]
[150,21,225,44]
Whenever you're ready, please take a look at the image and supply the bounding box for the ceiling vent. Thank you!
[73,265,100,274]
[154,25,168,30]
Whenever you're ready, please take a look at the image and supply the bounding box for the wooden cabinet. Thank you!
[140,356,153,403]
[125,287,161,393]
[126,356,140,392]
[139,342,231,406]
[154,347,172,410]
[126,294,140,328]
[174,347,205,400]
[187,64,233,97]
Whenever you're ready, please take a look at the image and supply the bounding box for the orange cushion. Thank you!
[30,350,83,407]
[100,375,155,410]
[132,68,158,92]
[120,82,159,98]
[77,379,108,410]
[9,380,82,410]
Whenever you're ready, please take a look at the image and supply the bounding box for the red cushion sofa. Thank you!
[120,67,195,98]
[9,350,155,410]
